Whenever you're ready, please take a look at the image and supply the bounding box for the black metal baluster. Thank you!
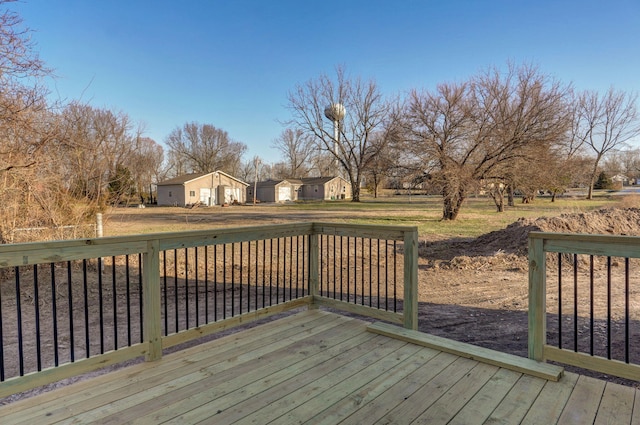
[295,236,300,299]
[276,238,280,304]
[51,263,59,366]
[185,248,189,329]
[607,256,612,359]
[34,265,42,370]
[377,239,381,309]
[369,238,372,308]
[346,237,351,303]
[174,249,179,332]
[67,261,74,362]
[303,235,307,296]
[254,240,260,310]
[625,257,630,363]
[333,235,337,299]
[82,260,89,358]
[138,253,143,343]
[15,267,24,375]
[162,252,167,337]
[558,253,562,350]
[590,255,594,355]
[247,240,251,313]
[214,245,218,321]
[240,242,244,314]
[573,254,578,352]
[289,237,293,302]
[112,257,117,350]
[205,246,209,322]
[195,247,199,327]
[340,236,344,302]
[269,239,273,306]
[393,240,397,312]
[98,258,104,354]
[385,241,389,310]
[126,255,132,344]
[361,237,365,306]
[231,243,235,317]
[262,240,266,308]
[223,244,227,319]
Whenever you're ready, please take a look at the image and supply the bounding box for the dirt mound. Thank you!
[476,207,640,255]
[421,208,640,270]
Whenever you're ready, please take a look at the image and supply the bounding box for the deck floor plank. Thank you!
[632,388,640,425]
[520,371,580,425]
[594,382,637,425]
[336,351,459,425]
[373,356,480,425]
[0,310,638,425]
[447,368,523,425]
[556,374,607,425]
[412,362,501,425]
[483,374,547,424]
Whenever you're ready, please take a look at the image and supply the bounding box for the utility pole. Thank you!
[253,156,260,206]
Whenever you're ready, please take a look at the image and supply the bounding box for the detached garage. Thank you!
[157,171,249,207]
[248,179,303,203]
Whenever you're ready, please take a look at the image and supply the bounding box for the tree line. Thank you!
[281,65,640,219]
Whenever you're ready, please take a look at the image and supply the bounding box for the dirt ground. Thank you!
[3,204,640,405]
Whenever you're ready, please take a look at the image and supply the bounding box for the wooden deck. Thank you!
[0,310,638,424]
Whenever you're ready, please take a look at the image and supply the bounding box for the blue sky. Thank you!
[13,0,640,164]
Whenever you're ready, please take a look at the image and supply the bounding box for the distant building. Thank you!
[248,176,352,203]
[157,171,249,207]
[248,179,303,203]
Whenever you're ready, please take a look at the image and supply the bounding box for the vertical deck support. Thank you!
[143,239,162,361]
[403,228,419,330]
[528,234,546,362]
[309,232,319,310]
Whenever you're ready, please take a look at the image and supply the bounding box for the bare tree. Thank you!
[165,122,247,175]
[574,88,640,198]
[287,67,400,201]
[129,136,164,203]
[0,1,63,242]
[406,64,570,220]
[271,128,313,178]
[58,103,137,206]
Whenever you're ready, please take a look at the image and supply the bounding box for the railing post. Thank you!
[528,234,546,362]
[403,228,419,330]
[309,232,319,309]
[143,239,162,361]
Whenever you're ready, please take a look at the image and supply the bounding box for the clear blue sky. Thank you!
[13,0,640,164]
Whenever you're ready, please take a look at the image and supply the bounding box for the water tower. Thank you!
[324,103,345,175]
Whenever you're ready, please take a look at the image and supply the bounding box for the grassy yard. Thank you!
[279,190,621,237]
[105,189,627,239]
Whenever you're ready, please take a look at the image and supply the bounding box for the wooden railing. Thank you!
[0,222,418,397]
[529,232,640,380]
